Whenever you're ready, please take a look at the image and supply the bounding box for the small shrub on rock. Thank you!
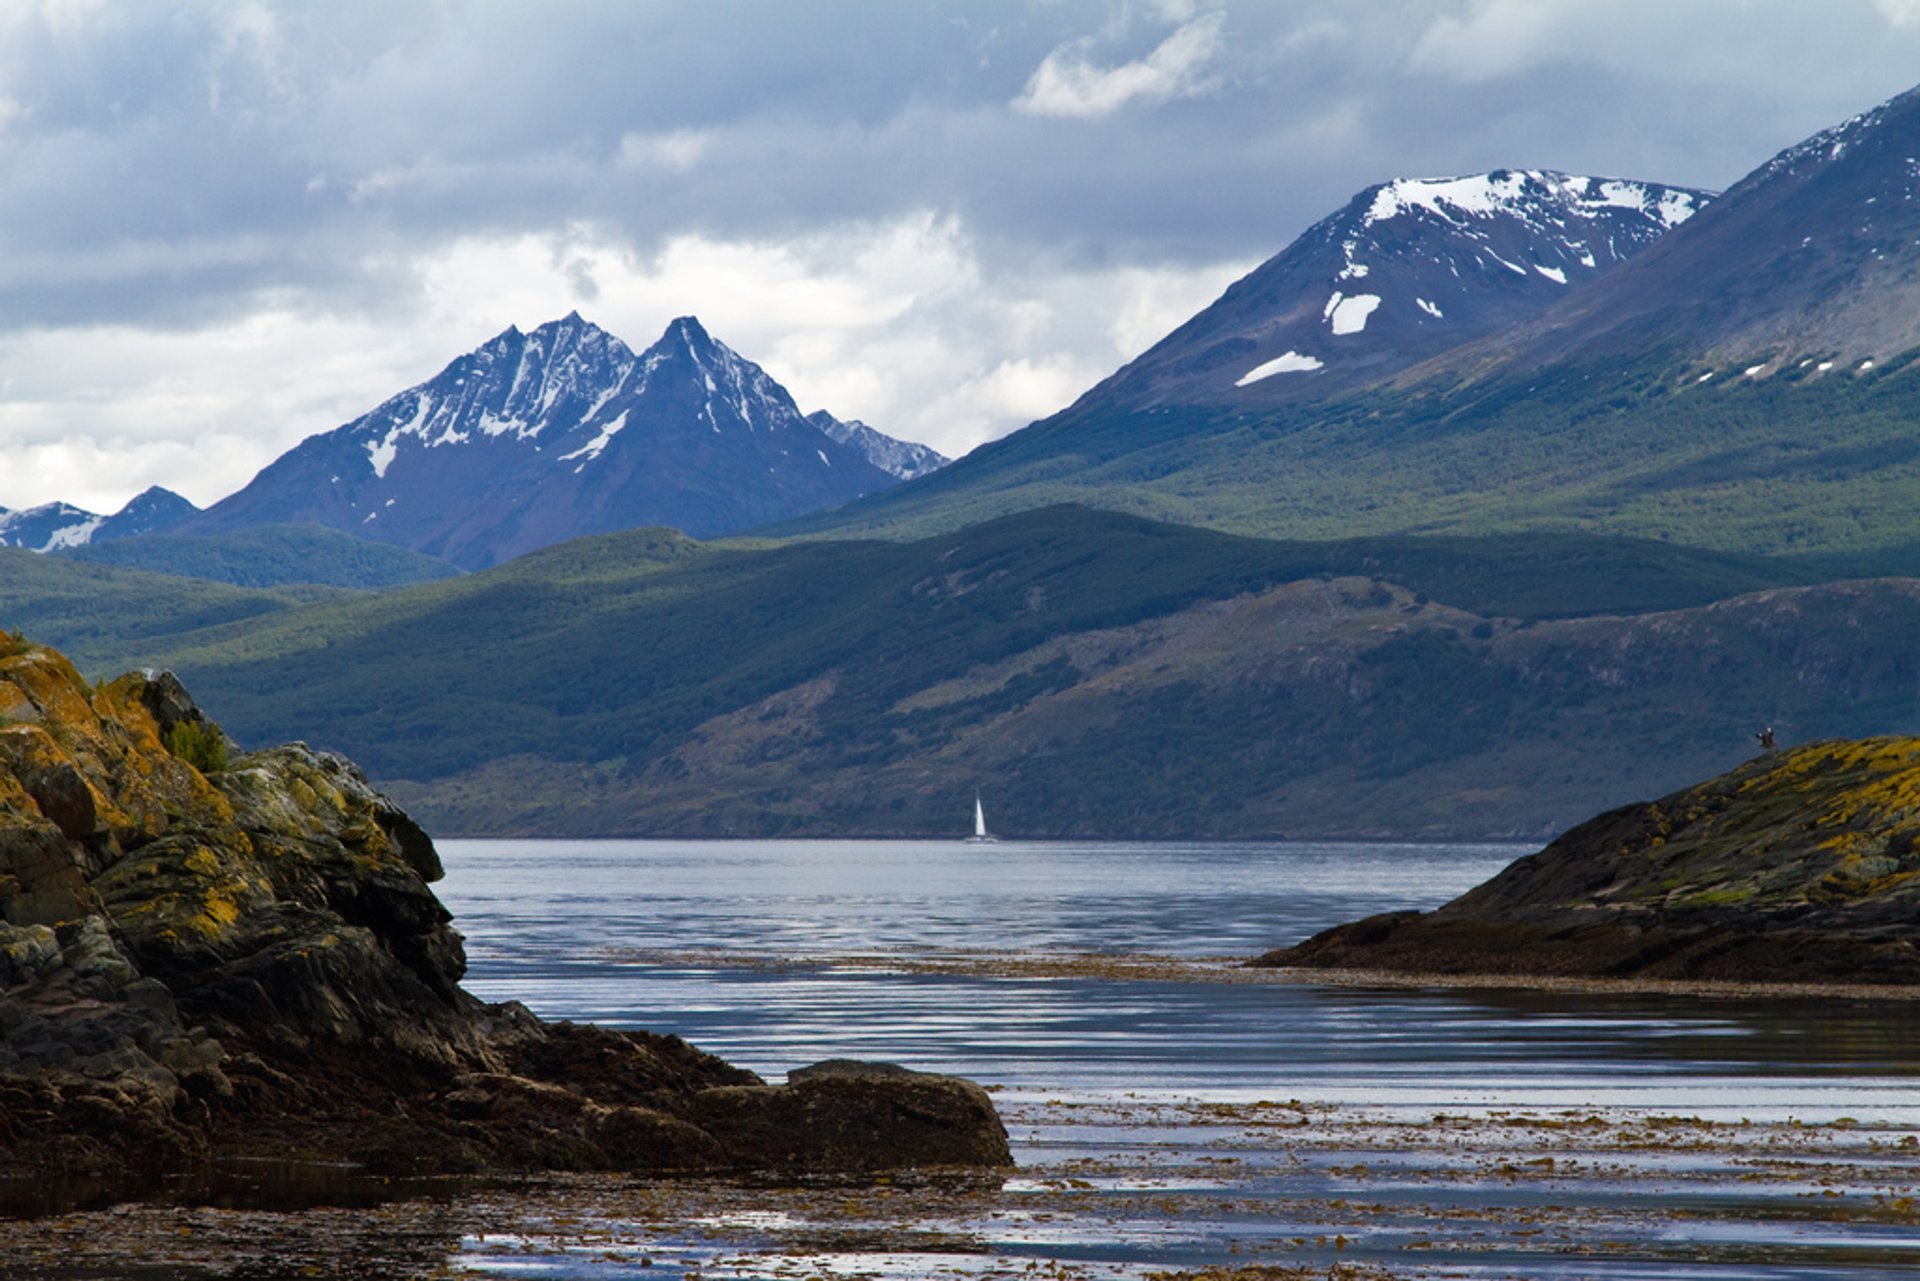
[165,719,229,774]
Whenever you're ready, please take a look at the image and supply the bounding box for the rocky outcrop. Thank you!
[0,640,1009,1189]
[1259,738,1920,985]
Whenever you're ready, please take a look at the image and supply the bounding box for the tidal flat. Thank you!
[6,838,1917,1277]
[5,1055,1917,1278]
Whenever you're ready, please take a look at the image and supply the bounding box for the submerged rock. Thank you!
[0,642,1010,1188]
[1258,738,1920,985]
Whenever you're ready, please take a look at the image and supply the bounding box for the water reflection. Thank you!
[437,839,1920,1107]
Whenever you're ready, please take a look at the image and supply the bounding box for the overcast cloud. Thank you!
[4,0,1920,512]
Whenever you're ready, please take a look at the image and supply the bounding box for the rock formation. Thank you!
[0,637,1008,1190]
[1260,738,1920,985]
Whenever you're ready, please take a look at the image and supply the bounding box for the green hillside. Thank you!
[784,349,1920,563]
[0,547,331,672]
[58,523,463,589]
[9,505,1907,841]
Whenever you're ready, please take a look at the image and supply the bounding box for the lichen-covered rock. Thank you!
[1260,737,1920,984]
[0,641,1011,1192]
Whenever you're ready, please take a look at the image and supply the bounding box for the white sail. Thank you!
[968,794,995,842]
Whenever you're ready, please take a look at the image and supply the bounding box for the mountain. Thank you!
[805,410,949,480]
[788,81,1920,559]
[92,486,200,542]
[0,487,199,553]
[0,503,100,552]
[1074,169,1709,412]
[18,503,1911,842]
[58,523,462,590]
[1450,84,1920,375]
[187,313,904,569]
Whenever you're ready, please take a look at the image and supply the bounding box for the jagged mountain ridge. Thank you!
[187,313,911,569]
[0,487,199,553]
[805,410,948,481]
[1075,169,1711,411]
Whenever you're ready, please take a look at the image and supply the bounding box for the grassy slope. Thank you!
[14,504,1905,840]
[782,349,1920,562]
[57,523,463,589]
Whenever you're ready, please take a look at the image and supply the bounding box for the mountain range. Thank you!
[5,316,945,574]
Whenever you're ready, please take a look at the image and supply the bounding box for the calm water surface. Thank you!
[420,839,1920,1279]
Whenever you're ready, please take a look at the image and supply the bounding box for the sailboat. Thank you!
[966,793,996,844]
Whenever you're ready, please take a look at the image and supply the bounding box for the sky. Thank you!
[5,1,1920,514]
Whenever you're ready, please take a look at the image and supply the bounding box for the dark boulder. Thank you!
[1257,738,1920,985]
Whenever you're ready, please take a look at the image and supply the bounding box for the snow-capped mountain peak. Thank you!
[353,313,642,482]
[1070,167,1714,411]
[636,315,806,436]
[0,502,102,552]
[805,411,950,481]
[190,314,905,567]
[0,487,201,553]
[1362,170,1702,234]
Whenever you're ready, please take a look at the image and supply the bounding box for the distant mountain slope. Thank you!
[0,487,199,552]
[93,486,200,542]
[0,547,326,670]
[806,410,948,480]
[58,523,461,589]
[0,503,101,552]
[20,504,1904,841]
[1075,169,1708,412]
[1448,83,1920,375]
[187,313,906,568]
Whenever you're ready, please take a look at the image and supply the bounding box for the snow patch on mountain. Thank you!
[1325,293,1382,336]
[560,410,631,470]
[1365,171,1706,235]
[1236,352,1324,384]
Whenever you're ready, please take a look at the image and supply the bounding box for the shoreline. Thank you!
[595,946,1920,1003]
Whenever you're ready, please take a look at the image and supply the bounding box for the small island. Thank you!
[1260,738,1920,989]
[0,640,1009,1192]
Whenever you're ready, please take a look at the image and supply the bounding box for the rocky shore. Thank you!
[0,640,1008,1191]
[1260,738,1920,985]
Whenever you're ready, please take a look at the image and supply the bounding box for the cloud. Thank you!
[1877,0,1920,26]
[1014,11,1225,119]
[6,2,1920,514]
[1406,0,1569,83]
[618,128,714,172]
[0,213,1249,511]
